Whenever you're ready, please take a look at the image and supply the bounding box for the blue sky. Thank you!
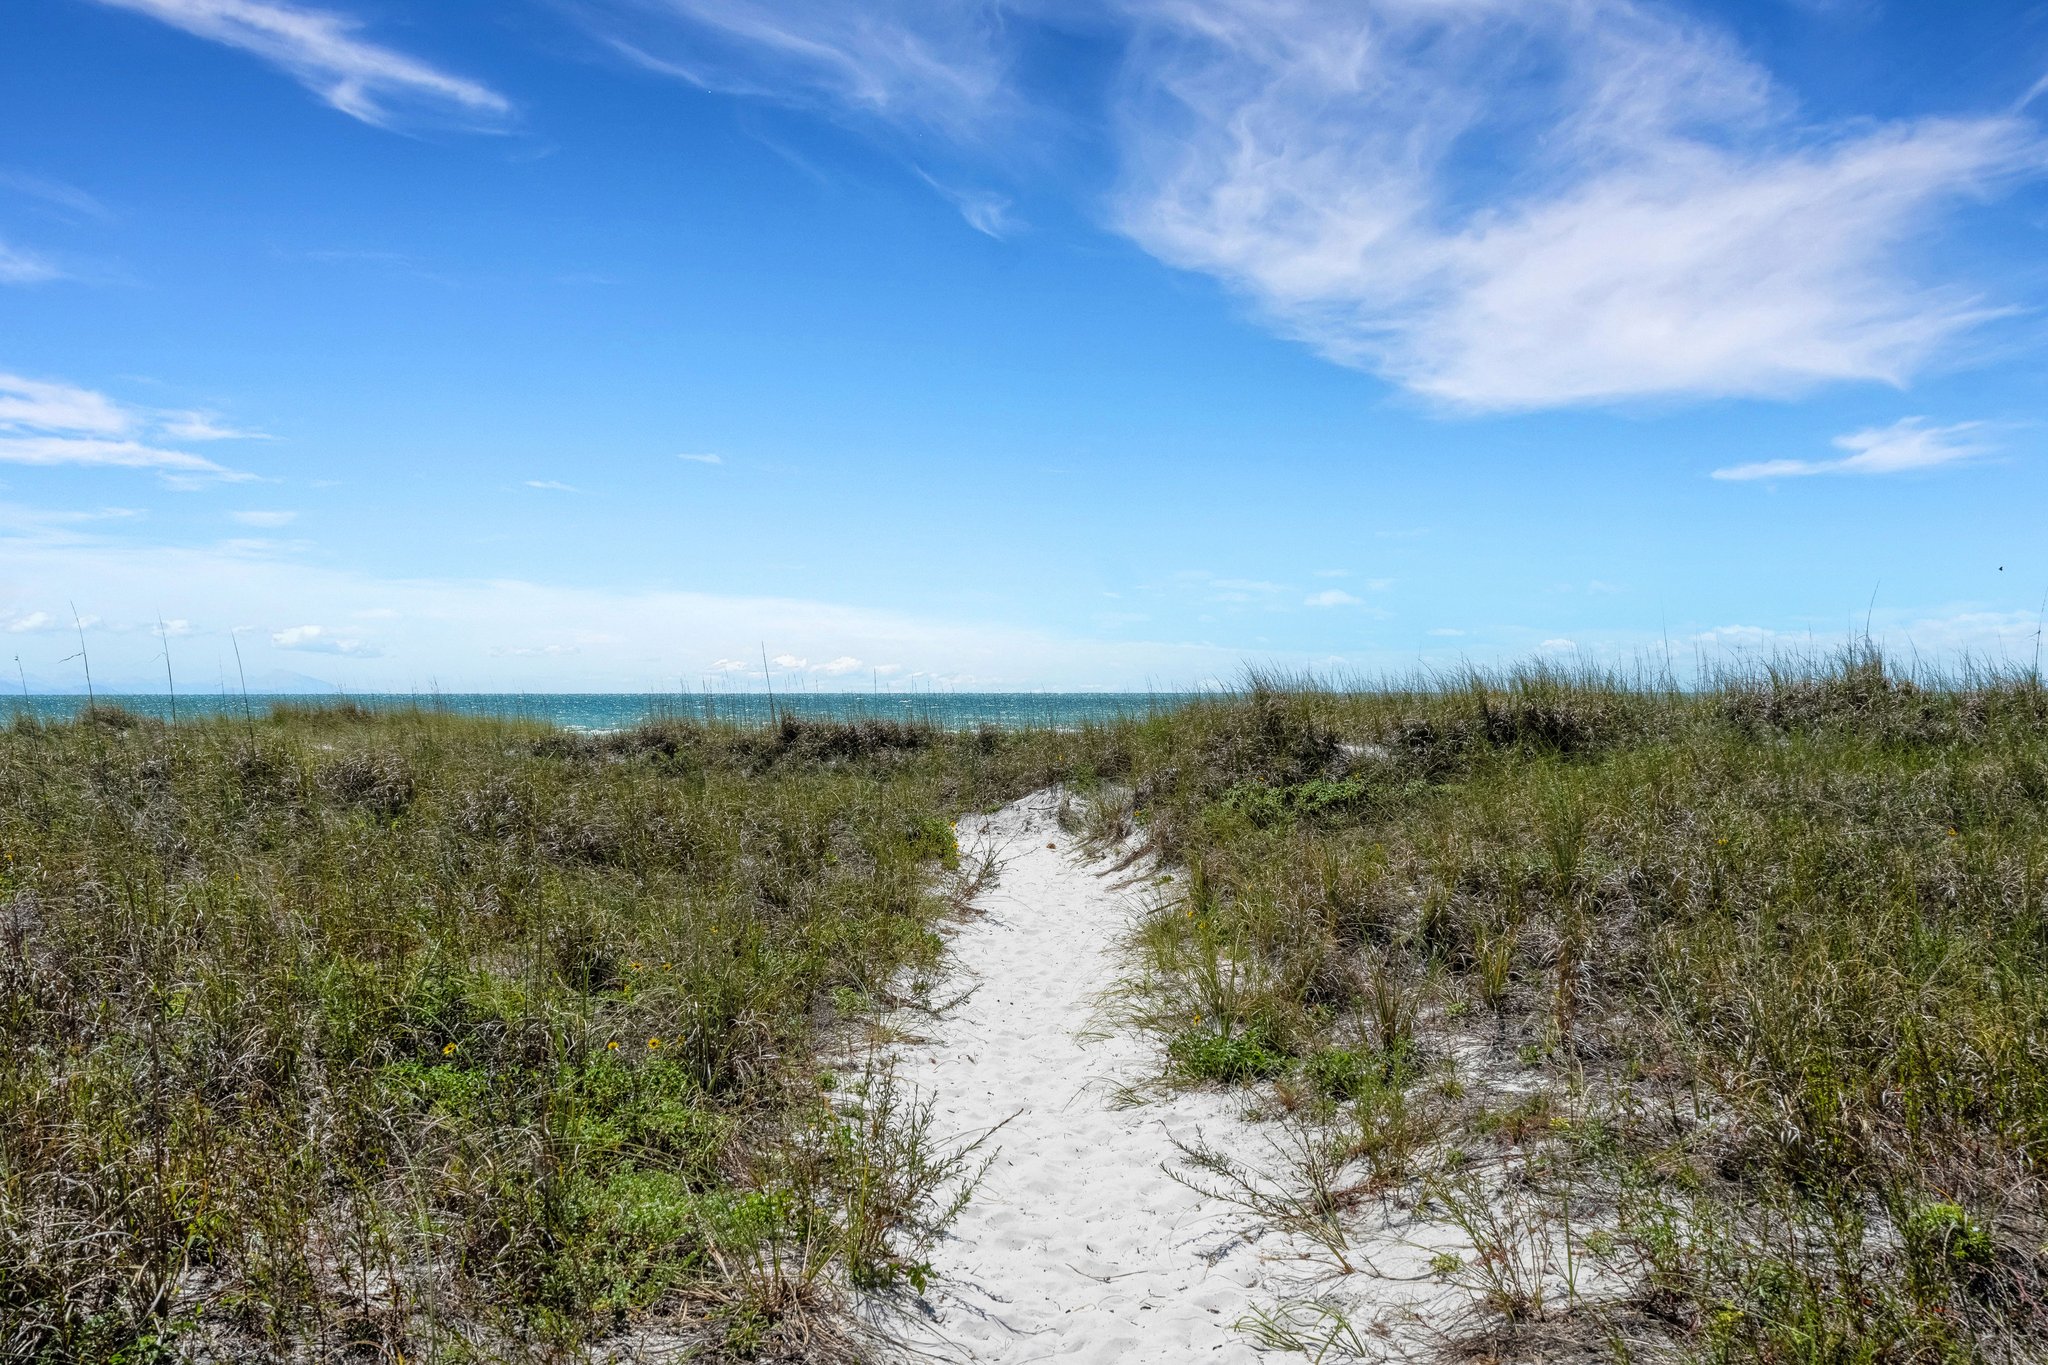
[2,0,2045,691]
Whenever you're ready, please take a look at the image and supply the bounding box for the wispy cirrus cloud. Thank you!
[91,0,511,129]
[594,0,2044,410]
[0,436,247,479]
[0,372,259,483]
[0,239,63,285]
[1712,417,1995,480]
[916,168,1017,237]
[159,410,270,441]
[0,170,111,221]
[594,0,1012,138]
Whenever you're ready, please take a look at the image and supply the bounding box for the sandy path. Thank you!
[884,789,1302,1364]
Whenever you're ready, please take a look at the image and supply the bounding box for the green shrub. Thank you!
[1212,777,1368,830]
[1168,1026,1288,1083]
[905,812,961,869]
[1902,1202,1996,1298]
[1302,1043,1419,1100]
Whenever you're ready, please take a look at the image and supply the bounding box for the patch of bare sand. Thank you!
[878,790,1498,1363]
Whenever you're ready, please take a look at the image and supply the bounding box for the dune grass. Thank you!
[0,705,1069,1362]
[1090,649,2048,1361]
[9,654,2044,1363]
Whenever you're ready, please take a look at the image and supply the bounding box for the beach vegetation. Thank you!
[0,706,1068,1361]
[10,650,2047,1361]
[1098,647,2048,1361]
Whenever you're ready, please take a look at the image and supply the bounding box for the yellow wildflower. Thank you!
[441,1043,457,1056]
[607,1040,619,1051]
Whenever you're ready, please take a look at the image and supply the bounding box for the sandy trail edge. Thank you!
[869,788,1365,1363]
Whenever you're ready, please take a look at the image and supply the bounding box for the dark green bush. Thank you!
[1168,1026,1288,1083]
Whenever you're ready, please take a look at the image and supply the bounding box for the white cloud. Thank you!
[917,169,1016,237]
[951,191,1013,238]
[0,435,249,480]
[1693,623,1776,646]
[14,518,2048,687]
[594,0,1012,138]
[1303,588,1361,608]
[1113,0,2038,409]
[5,611,54,633]
[1540,638,1578,651]
[770,652,807,668]
[0,373,133,435]
[0,503,147,543]
[2024,70,2048,113]
[0,371,256,483]
[0,170,110,220]
[676,452,723,465]
[492,643,577,657]
[0,239,62,286]
[92,0,511,129]
[614,1,2042,410]
[229,509,298,527]
[1687,609,2047,660]
[271,623,378,656]
[223,538,308,556]
[815,654,863,675]
[1427,627,1467,637]
[0,530,1302,689]
[523,479,578,492]
[1712,417,1994,480]
[1172,571,1289,605]
[158,410,269,441]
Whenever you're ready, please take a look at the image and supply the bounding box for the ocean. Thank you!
[8,692,1198,731]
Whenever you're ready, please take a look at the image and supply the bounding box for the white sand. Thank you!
[884,790,1315,1363]
[870,788,1615,1364]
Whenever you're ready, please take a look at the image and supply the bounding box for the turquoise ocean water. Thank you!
[9,693,1194,731]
